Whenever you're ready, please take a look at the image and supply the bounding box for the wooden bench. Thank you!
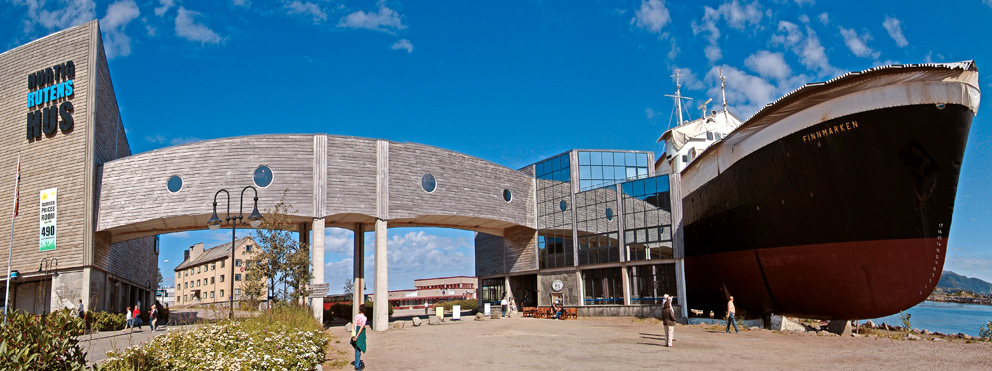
[564,308,578,319]
[523,307,538,317]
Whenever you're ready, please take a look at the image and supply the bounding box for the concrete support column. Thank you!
[310,218,325,324]
[352,223,365,320]
[373,218,388,331]
[621,265,632,306]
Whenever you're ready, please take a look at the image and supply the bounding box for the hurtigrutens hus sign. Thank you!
[25,60,75,140]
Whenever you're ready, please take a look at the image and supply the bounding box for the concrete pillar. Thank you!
[352,223,365,320]
[621,265,632,306]
[310,218,325,324]
[373,218,388,331]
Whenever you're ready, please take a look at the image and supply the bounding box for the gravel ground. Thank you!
[324,314,992,370]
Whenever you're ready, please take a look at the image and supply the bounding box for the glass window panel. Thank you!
[562,169,570,182]
[636,229,646,243]
[645,177,657,195]
[579,151,590,165]
[602,152,614,165]
[580,180,592,190]
[562,154,570,167]
[592,166,603,180]
[637,153,648,167]
[553,155,561,172]
[633,180,644,196]
[626,167,637,179]
[614,152,625,166]
[637,168,648,177]
[657,176,670,192]
[622,182,633,196]
[590,152,602,165]
[579,166,591,179]
[603,165,614,180]
[625,152,636,166]
[536,161,545,176]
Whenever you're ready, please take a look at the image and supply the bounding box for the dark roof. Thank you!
[174,236,254,271]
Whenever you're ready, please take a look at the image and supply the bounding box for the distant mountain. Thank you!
[936,271,992,295]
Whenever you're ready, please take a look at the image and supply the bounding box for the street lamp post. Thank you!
[206,186,263,319]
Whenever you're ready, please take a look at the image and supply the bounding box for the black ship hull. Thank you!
[682,103,974,319]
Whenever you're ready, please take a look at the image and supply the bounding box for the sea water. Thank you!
[869,301,992,337]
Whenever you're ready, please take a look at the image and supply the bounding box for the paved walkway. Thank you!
[323,315,992,370]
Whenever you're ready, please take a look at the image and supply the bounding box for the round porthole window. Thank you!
[503,189,512,202]
[606,208,614,221]
[422,173,436,193]
[254,165,273,188]
[167,175,183,193]
[560,200,568,212]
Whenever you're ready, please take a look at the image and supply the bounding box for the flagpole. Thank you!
[4,152,20,323]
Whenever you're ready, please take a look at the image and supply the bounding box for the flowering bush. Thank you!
[100,307,328,370]
[0,308,88,371]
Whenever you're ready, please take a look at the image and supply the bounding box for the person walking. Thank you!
[500,297,508,318]
[125,306,133,329]
[351,304,368,370]
[725,296,739,334]
[133,306,143,330]
[662,299,677,347]
[150,304,159,332]
[77,299,85,319]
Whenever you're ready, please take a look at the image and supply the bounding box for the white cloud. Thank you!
[391,39,413,53]
[154,0,173,17]
[232,0,250,6]
[14,0,96,32]
[704,45,722,62]
[631,0,670,33]
[793,0,815,5]
[100,0,140,59]
[175,7,223,45]
[323,228,354,254]
[882,16,908,48]
[745,50,791,81]
[324,230,475,293]
[337,1,406,33]
[646,108,658,121]
[817,12,829,25]
[771,21,842,78]
[706,65,776,117]
[692,1,764,63]
[286,1,326,24]
[169,137,203,145]
[839,27,879,59]
[985,0,992,8]
[675,67,705,90]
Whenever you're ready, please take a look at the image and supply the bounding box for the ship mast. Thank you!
[665,69,692,129]
[720,68,733,127]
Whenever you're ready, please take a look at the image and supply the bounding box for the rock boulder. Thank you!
[827,320,853,335]
[428,316,441,325]
[411,317,423,327]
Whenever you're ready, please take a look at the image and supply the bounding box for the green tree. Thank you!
[251,191,312,307]
[343,278,354,295]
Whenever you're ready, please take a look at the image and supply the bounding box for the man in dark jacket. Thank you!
[663,299,677,347]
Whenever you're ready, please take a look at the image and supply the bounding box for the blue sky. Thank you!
[3,0,992,292]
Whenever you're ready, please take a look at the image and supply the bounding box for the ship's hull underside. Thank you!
[682,103,973,320]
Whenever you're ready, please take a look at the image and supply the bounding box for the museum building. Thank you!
[0,21,687,327]
[0,21,159,316]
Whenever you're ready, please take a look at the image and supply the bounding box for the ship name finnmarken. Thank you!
[802,120,859,143]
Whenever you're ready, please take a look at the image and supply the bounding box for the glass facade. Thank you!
[629,264,677,305]
[575,185,620,265]
[621,175,673,261]
[537,153,574,269]
[479,278,505,306]
[577,151,649,191]
[582,267,622,305]
[527,149,679,308]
